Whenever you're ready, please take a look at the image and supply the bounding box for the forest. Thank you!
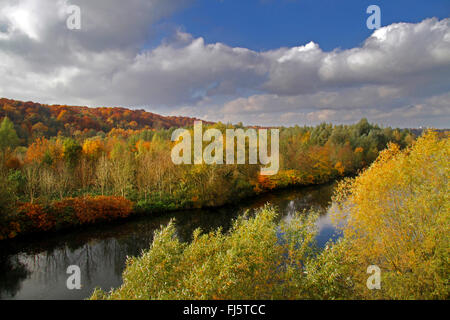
[0,98,210,142]
[0,98,416,240]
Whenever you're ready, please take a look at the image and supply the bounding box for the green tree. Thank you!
[63,138,82,169]
[0,117,19,165]
[91,206,319,300]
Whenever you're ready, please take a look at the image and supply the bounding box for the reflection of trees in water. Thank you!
[240,183,335,223]
[0,224,159,298]
[0,254,30,299]
[21,235,158,284]
[171,207,240,242]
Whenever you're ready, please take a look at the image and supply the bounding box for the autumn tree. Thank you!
[96,154,110,196]
[110,143,135,198]
[23,163,40,203]
[329,131,449,299]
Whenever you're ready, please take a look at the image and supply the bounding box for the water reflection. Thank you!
[0,182,338,300]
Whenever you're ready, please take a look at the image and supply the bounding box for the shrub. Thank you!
[330,131,449,299]
[91,205,319,300]
[66,196,133,224]
[12,196,133,237]
[17,202,55,232]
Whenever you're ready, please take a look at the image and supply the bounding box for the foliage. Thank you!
[0,98,210,144]
[18,202,55,231]
[0,117,19,152]
[91,205,319,300]
[329,130,449,299]
[0,196,132,238]
[62,138,82,169]
[0,171,20,240]
[70,196,133,224]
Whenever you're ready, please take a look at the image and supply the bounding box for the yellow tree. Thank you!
[331,131,449,299]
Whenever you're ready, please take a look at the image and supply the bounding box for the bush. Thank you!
[134,199,179,214]
[55,196,133,225]
[10,196,133,237]
[329,131,449,299]
[17,202,55,232]
[91,205,319,300]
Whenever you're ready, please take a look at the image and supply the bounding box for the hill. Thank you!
[0,98,211,144]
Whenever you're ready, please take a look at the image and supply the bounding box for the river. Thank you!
[0,182,339,300]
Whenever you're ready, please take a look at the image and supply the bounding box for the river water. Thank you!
[0,182,339,300]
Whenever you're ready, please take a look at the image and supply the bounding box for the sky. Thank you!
[0,0,449,128]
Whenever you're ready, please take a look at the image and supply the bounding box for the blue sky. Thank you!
[0,0,449,127]
[166,0,450,51]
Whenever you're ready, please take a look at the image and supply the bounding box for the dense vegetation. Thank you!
[0,98,209,143]
[0,99,416,239]
[92,131,449,300]
[328,130,449,299]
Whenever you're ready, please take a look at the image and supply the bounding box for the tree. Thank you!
[25,137,49,164]
[95,154,110,196]
[110,143,135,198]
[63,138,82,169]
[330,131,449,299]
[0,117,19,165]
[53,161,71,200]
[0,117,19,151]
[0,171,19,239]
[136,152,154,201]
[23,163,40,203]
[91,206,319,300]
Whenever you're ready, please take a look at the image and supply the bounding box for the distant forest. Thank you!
[0,98,211,145]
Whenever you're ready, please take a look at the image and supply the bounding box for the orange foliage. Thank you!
[136,140,151,153]
[56,196,133,225]
[25,137,49,164]
[82,139,104,159]
[18,203,56,231]
[257,174,276,190]
[334,161,345,176]
[5,156,22,169]
[13,196,133,236]
[107,128,138,138]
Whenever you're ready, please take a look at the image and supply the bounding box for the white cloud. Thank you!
[0,0,448,128]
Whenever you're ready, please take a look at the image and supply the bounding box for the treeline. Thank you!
[0,98,210,145]
[0,109,416,239]
[92,131,449,300]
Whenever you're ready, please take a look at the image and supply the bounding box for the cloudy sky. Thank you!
[0,0,449,128]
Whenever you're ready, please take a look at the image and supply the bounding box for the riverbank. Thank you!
[0,170,342,241]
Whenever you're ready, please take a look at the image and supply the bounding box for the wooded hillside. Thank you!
[0,98,210,144]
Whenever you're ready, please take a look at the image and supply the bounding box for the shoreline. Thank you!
[0,178,339,244]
